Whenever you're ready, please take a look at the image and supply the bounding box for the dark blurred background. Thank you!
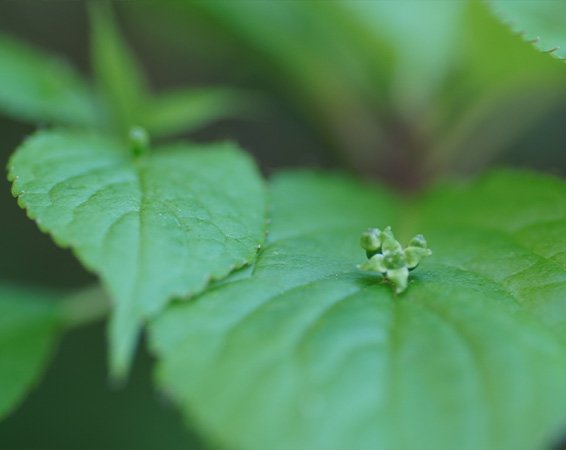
[1,1,566,449]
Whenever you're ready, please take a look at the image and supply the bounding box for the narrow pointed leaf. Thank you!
[0,284,60,420]
[144,88,249,138]
[89,2,148,131]
[8,129,266,377]
[0,34,99,126]
[151,170,566,450]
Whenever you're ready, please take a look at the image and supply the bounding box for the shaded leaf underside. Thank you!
[152,170,566,450]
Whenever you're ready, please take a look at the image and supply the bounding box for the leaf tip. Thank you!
[108,309,143,383]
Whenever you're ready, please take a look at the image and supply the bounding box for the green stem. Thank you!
[60,285,111,329]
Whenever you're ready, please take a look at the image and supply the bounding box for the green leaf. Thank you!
[490,0,566,60]
[140,0,566,176]
[151,170,566,450]
[143,88,249,138]
[145,0,392,169]
[336,0,467,111]
[0,284,60,420]
[8,129,266,377]
[0,33,100,127]
[427,0,566,173]
[89,2,148,132]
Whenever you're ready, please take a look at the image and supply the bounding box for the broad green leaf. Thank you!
[0,284,60,420]
[143,88,248,138]
[0,33,100,127]
[8,129,266,377]
[490,0,566,60]
[89,2,148,132]
[151,170,566,450]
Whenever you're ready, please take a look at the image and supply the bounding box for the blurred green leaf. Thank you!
[149,0,392,172]
[89,1,148,132]
[0,284,59,420]
[337,0,466,115]
[426,0,566,174]
[8,129,267,378]
[146,0,566,179]
[151,170,566,450]
[0,33,100,127]
[490,0,566,60]
[143,87,248,138]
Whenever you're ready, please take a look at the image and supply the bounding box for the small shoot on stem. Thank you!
[358,226,432,294]
[129,125,149,157]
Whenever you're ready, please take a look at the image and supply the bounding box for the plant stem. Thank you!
[60,285,111,329]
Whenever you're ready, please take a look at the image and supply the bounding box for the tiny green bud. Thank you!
[381,226,403,253]
[405,246,432,270]
[357,226,432,294]
[358,253,387,273]
[409,234,428,249]
[360,228,382,258]
[383,249,406,270]
[129,126,150,157]
[386,267,409,294]
[405,234,432,269]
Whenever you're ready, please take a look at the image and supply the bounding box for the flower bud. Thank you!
[358,253,387,273]
[409,234,428,249]
[360,228,382,258]
[405,246,432,270]
[383,249,407,270]
[387,267,409,294]
[357,226,432,294]
[381,226,403,253]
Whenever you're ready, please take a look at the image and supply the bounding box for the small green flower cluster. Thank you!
[358,226,432,294]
